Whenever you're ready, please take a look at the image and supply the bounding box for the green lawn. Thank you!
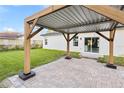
[0,48,80,82]
[98,55,124,66]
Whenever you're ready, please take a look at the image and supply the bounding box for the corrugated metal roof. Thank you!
[36,5,124,34]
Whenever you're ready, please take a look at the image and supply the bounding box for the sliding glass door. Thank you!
[84,37,99,53]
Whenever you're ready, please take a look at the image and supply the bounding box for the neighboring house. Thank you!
[0,32,23,49]
[0,31,43,49]
[41,28,124,58]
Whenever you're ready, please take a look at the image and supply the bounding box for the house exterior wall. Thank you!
[42,34,66,51]
[42,29,124,58]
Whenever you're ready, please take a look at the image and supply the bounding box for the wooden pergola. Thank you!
[19,5,124,80]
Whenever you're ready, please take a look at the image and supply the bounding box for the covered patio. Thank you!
[19,5,124,80]
[2,57,124,88]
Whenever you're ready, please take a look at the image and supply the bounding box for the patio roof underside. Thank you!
[36,5,124,34]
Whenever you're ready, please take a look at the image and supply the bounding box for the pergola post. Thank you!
[24,22,31,74]
[109,32,114,64]
[96,30,117,69]
[19,21,37,80]
[62,33,78,59]
[106,29,117,69]
[65,33,71,59]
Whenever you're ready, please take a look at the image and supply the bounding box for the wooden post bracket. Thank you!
[62,33,68,41]
[96,32,110,41]
[62,33,78,42]
[96,29,116,42]
[29,18,39,33]
[27,27,44,39]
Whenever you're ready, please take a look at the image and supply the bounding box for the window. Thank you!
[73,36,78,46]
[45,39,48,45]
[84,37,99,53]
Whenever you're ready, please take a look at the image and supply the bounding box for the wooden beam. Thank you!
[24,22,31,74]
[26,5,68,22]
[67,29,111,34]
[69,33,78,41]
[96,32,110,41]
[84,5,124,25]
[27,27,44,39]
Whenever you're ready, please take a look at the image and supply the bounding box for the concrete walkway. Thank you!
[1,57,124,88]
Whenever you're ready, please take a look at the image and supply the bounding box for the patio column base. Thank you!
[19,71,36,80]
[65,56,72,59]
[106,63,117,69]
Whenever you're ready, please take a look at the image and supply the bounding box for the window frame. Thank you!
[45,38,48,45]
[73,36,78,46]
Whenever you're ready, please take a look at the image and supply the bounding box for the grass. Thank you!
[0,48,80,82]
[98,55,124,66]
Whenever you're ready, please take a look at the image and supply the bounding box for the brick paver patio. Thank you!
[1,57,124,88]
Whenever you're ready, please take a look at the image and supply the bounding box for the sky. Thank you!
[0,5,48,33]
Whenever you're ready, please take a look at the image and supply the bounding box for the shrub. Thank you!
[98,55,124,66]
[32,43,42,49]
